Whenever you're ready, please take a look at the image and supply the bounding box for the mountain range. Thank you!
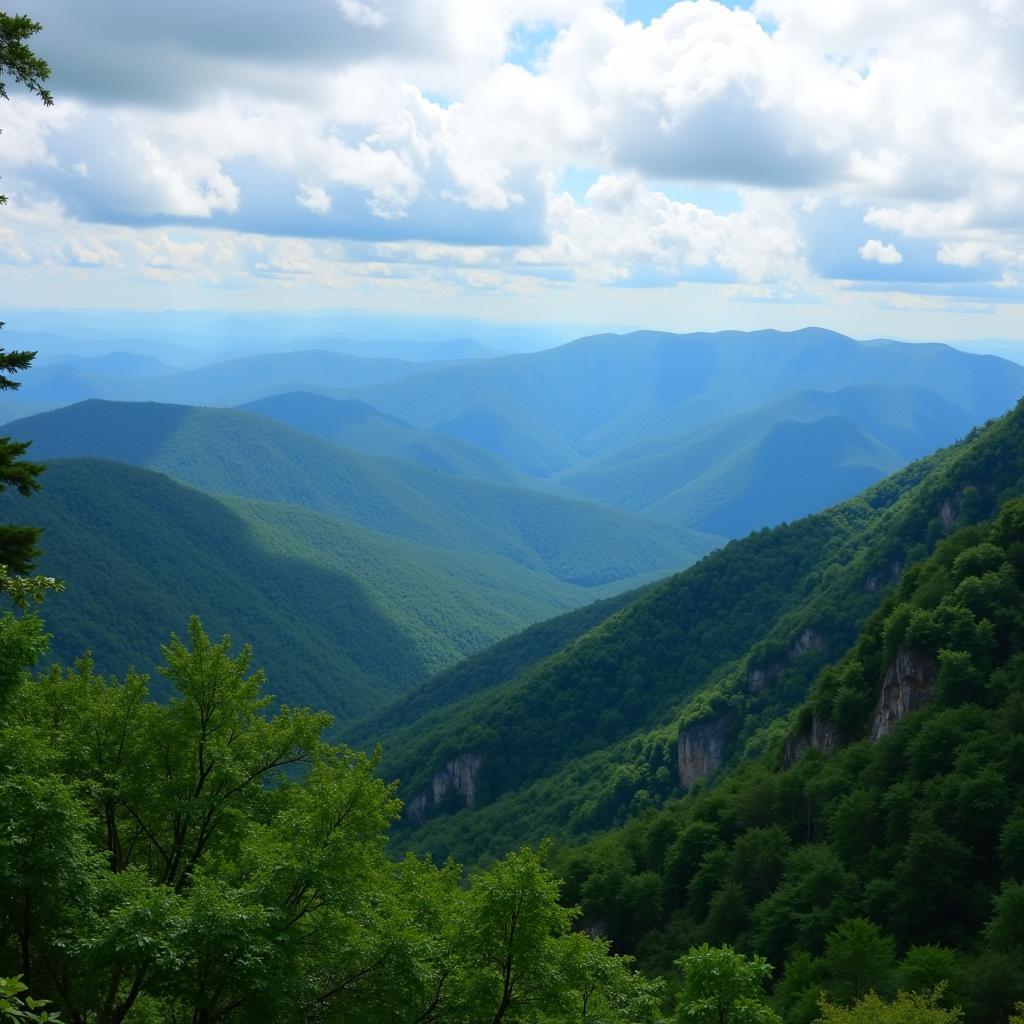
[5,326,1022,545]
[358,395,1024,865]
[3,317,1024,1018]
[0,458,629,718]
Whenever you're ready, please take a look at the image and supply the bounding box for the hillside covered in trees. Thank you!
[8,2,1024,1022]
[557,494,1024,1022]
[365,399,1024,865]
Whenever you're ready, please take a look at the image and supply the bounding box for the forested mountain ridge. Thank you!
[555,489,1024,1023]
[559,384,976,536]
[349,328,1024,477]
[6,399,716,588]
[0,459,608,718]
[6,347,445,409]
[237,391,549,490]
[4,329,1019,554]
[343,584,649,750]
[372,399,1024,865]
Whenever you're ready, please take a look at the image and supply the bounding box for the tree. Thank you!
[676,944,781,1024]
[0,13,51,576]
[819,918,896,1005]
[0,12,52,205]
[897,947,963,1007]
[813,988,962,1024]
[1,618,659,1024]
[559,932,665,1024]
[453,843,580,1024]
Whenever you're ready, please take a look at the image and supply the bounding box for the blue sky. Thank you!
[3,0,1024,341]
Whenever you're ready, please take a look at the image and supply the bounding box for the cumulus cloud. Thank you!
[296,184,332,215]
[7,0,1024,306]
[66,237,121,267]
[336,0,391,29]
[858,239,903,265]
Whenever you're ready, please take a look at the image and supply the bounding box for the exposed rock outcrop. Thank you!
[747,665,778,693]
[747,628,828,692]
[791,628,828,657]
[405,752,484,825]
[677,715,730,788]
[782,714,839,768]
[870,646,938,740]
[940,498,959,532]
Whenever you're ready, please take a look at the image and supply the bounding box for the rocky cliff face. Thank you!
[405,752,484,825]
[940,498,959,531]
[785,646,938,766]
[782,714,839,767]
[677,715,730,788]
[747,627,827,692]
[870,646,938,740]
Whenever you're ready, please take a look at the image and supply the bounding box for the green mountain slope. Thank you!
[349,328,1024,478]
[647,414,904,537]
[344,584,649,751]
[0,460,609,719]
[368,399,1024,865]
[237,391,546,490]
[6,400,717,589]
[558,385,975,535]
[557,494,1024,1022]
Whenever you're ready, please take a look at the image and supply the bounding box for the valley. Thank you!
[3,316,1023,1023]
[7,5,1024,1021]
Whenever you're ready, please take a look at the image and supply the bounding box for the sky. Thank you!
[2,0,1024,341]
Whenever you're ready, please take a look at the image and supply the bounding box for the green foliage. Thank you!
[384,398,1024,864]
[676,944,780,1024]
[0,617,659,1024]
[0,12,52,207]
[0,333,44,576]
[0,977,60,1024]
[813,989,961,1024]
[818,919,895,1005]
[0,15,51,106]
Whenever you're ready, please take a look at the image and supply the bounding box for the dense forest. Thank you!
[557,496,1024,1022]
[1,401,1022,1022]
[5,5,1024,1023]
[0,458,602,716]
[0,616,671,1024]
[375,399,1024,865]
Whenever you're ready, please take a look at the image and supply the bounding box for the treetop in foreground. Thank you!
[0,616,664,1024]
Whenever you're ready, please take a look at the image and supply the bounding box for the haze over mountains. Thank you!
[2,318,1022,731]
[5,322,1022,537]
[363,392,1024,864]
[5,309,1024,1020]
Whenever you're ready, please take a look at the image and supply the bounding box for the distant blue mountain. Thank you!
[238,392,546,490]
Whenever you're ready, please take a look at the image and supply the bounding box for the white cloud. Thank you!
[7,0,1024,312]
[296,184,332,215]
[858,239,903,265]
[66,237,121,267]
[515,174,809,288]
[335,0,390,29]
[136,233,208,269]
